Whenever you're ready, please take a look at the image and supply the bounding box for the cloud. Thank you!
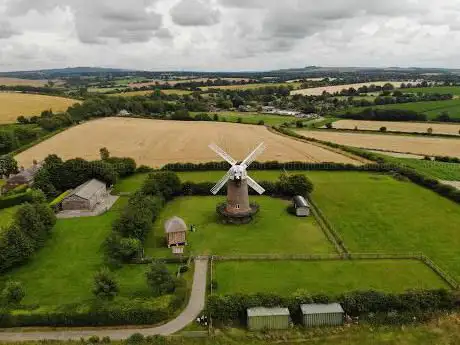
[170,0,220,26]
[0,21,18,39]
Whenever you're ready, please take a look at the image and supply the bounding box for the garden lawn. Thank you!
[308,171,460,279]
[214,260,448,295]
[113,173,150,193]
[145,196,333,256]
[0,198,151,306]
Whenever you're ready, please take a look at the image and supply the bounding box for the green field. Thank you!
[214,260,448,295]
[382,157,460,181]
[0,198,182,307]
[338,99,460,120]
[309,171,460,279]
[201,82,302,91]
[145,196,333,257]
[191,111,296,126]
[401,86,460,95]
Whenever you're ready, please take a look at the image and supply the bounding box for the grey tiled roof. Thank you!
[69,179,106,200]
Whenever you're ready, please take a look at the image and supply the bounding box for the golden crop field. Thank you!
[332,120,460,136]
[15,117,361,167]
[291,81,410,96]
[296,130,460,158]
[0,93,80,124]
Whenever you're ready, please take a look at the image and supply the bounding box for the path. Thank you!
[0,258,208,342]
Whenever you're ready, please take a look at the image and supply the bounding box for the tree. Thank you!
[0,155,18,177]
[92,268,119,300]
[146,261,176,297]
[278,174,314,197]
[100,147,110,161]
[142,171,181,200]
[0,130,19,154]
[1,281,25,305]
[325,123,333,129]
[17,116,29,124]
[427,127,433,134]
[213,114,219,121]
[379,126,387,132]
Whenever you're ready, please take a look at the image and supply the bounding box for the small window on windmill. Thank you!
[236,204,240,209]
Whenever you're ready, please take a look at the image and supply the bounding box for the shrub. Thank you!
[278,173,314,197]
[101,336,111,344]
[1,281,25,306]
[126,333,145,345]
[237,117,243,123]
[142,171,181,200]
[93,268,119,300]
[88,336,101,344]
[379,126,387,132]
[178,265,189,274]
[146,261,176,297]
[258,120,265,125]
[325,122,333,129]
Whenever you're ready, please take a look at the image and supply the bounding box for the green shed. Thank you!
[301,303,344,327]
[247,307,290,330]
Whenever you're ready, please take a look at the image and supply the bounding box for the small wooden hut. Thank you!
[292,195,310,217]
[164,216,187,248]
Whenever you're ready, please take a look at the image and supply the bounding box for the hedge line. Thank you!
[0,298,173,328]
[0,191,34,210]
[207,289,459,325]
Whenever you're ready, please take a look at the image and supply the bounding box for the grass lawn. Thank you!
[308,171,460,279]
[0,206,20,231]
[214,260,448,295]
[0,198,183,308]
[145,196,333,257]
[337,99,460,120]
[113,173,150,193]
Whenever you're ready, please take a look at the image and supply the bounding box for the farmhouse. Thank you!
[165,216,187,248]
[3,161,42,192]
[61,179,107,211]
[293,195,310,217]
[301,303,344,327]
[247,307,290,331]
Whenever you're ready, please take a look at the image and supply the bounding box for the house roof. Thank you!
[300,303,344,315]
[165,216,187,233]
[69,179,106,200]
[247,307,290,317]
[293,195,309,208]
[8,163,42,182]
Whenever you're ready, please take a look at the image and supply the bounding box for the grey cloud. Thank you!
[170,0,220,26]
[0,21,19,39]
[5,0,163,43]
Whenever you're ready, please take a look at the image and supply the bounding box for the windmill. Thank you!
[209,142,266,219]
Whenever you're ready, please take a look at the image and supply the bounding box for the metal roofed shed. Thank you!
[61,179,107,211]
[247,307,290,330]
[301,303,344,327]
[292,195,310,217]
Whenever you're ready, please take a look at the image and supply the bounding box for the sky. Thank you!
[1,0,460,72]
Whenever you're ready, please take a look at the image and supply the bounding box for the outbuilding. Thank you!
[292,195,310,217]
[247,307,290,331]
[3,162,42,192]
[301,303,344,327]
[165,216,187,248]
[61,179,107,211]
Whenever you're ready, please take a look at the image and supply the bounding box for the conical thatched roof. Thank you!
[165,216,187,233]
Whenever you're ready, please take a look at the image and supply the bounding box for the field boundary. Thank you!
[314,127,460,139]
[210,253,459,290]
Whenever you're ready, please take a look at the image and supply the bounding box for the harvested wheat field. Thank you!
[0,93,80,124]
[332,120,460,136]
[15,117,361,167]
[296,130,460,158]
[291,81,410,96]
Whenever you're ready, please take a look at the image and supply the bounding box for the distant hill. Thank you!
[0,67,138,79]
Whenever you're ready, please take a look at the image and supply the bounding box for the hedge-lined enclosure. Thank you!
[207,290,459,325]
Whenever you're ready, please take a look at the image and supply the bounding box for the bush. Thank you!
[88,336,101,344]
[142,171,181,201]
[1,281,25,306]
[178,265,189,274]
[146,261,176,297]
[93,268,119,300]
[257,120,265,125]
[126,333,144,345]
[379,126,387,132]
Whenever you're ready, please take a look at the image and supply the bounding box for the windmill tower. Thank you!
[209,143,266,223]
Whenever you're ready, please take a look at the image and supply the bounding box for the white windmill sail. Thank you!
[208,143,237,166]
[247,176,265,195]
[241,142,266,167]
[211,170,231,195]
